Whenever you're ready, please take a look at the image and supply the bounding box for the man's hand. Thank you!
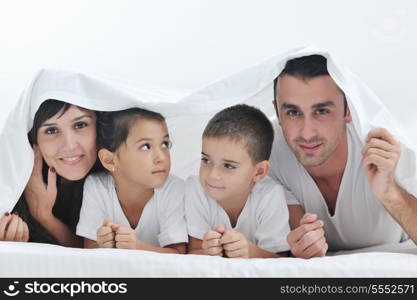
[220,230,252,258]
[362,128,401,203]
[24,147,57,222]
[287,213,328,258]
[111,223,138,250]
[96,218,115,248]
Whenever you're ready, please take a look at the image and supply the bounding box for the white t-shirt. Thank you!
[76,173,188,247]
[185,175,290,253]
[269,123,407,251]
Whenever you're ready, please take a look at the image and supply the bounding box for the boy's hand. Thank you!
[111,224,138,249]
[96,218,115,248]
[202,228,224,256]
[220,230,251,258]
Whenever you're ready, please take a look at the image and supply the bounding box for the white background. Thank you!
[0,0,416,140]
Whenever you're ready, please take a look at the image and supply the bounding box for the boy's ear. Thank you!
[253,160,270,183]
[98,148,116,172]
[344,106,352,124]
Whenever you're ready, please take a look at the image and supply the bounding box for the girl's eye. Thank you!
[162,140,172,149]
[201,157,210,164]
[45,127,58,135]
[74,121,88,129]
[224,163,236,169]
[140,143,151,150]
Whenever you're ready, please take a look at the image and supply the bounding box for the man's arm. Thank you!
[378,183,417,244]
[363,128,417,244]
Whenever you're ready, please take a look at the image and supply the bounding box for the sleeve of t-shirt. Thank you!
[268,141,300,206]
[255,182,291,253]
[76,175,109,241]
[157,176,189,247]
[184,176,211,240]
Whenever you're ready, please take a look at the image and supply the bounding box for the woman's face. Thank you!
[36,105,97,181]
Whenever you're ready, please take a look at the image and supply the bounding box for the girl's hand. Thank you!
[24,147,57,222]
[0,213,29,242]
[111,224,138,249]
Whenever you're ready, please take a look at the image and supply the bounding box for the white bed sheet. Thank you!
[1,241,416,277]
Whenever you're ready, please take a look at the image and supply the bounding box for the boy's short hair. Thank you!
[98,107,165,152]
[203,104,274,163]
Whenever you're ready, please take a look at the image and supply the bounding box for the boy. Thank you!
[185,104,290,258]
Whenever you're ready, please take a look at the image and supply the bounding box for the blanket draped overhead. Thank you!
[1,46,416,213]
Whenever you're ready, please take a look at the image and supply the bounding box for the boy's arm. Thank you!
[135,241,186,254]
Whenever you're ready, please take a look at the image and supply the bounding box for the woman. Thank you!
[1,99,100,247]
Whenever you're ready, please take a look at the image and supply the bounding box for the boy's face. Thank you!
[114,118,171,189]
[199,136,258,203]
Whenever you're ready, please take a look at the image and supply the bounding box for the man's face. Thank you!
[275,75,351,167]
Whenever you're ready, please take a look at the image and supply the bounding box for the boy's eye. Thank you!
[162,140,172,149]
[287,110,300,116]
[224,163,236,169]
[140,143,151,150]
[45,127,58,135]
[74,121,88,129]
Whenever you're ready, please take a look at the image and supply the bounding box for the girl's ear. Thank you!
[253,160,270,183]
[98,149,116,172]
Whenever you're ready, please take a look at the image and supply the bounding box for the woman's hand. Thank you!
[24,147,57,223]
[0,213,29,242]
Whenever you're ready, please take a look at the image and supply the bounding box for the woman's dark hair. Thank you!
[13,99,101,244]
[97,107,166,152]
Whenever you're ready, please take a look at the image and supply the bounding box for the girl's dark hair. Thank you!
[98,107,165,152]
[13,99,101,244]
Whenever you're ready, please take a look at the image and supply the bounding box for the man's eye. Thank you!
[140,144,151,150]
[45,127,58,135]
[162,140,172,149]
[74,122,88,129]
[224,163,236,169]
[287,110,300,116]
[315,108,329,115]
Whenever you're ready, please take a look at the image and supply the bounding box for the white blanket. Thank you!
[1,46,416,214]
[0,241,416,277]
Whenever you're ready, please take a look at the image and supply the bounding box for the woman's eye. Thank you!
[74,121,88,129]
[45,127,58,135]
[162,141,172,149]
[224,163,236,169]
[140,144,151,150]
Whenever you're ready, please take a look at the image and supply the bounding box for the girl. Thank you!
[6,100,101,247]
[77,108,188,254]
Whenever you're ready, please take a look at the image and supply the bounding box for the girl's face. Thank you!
[113,118,171,189]
[36,105,97,181]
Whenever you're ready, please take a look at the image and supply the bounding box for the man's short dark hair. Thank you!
[203,104,274,163]
[273,54,347,115]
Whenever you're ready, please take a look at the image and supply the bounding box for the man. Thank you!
[269,55,417,258]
